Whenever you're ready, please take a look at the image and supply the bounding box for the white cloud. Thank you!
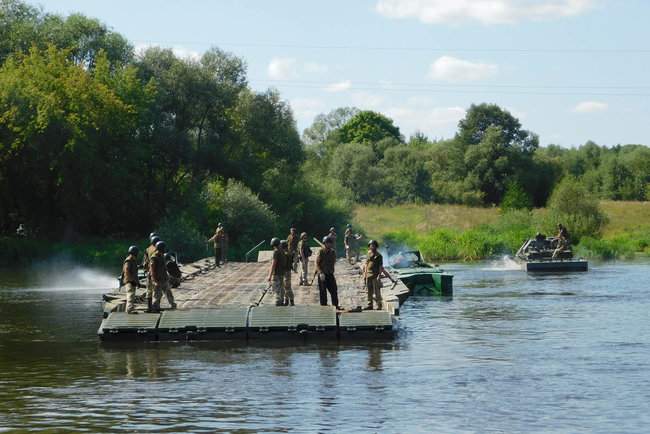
[267,57,299,80]
[135,43,201,61]
[375,0,594,24]
[429,56,498,82]
[324,80,352,93]
[573,101,608,113]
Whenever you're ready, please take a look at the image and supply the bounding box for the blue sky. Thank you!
[36,0,650,147]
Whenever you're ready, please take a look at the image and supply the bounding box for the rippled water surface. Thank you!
[1,262,649,433]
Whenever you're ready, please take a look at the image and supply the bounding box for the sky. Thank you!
[35,0,650,147]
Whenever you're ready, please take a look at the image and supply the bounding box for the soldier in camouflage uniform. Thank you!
[316,236,339,308]
[286,227,299,272]
[143,234,160,312]
[364,240,395,310]
[121,246,141,314]
[150,241,176,312]
[267,238,286,306]
[298,232,311,285]
[280,240,295,305]
[207,224,225,267]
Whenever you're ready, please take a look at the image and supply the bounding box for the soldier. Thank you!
[121,246,142,314]
[150,241,176,312]
[552,224,571,259]
[165,253,182,288]
[344,224,360,264]
[316,236,339,309]
[328,227,337,247]
[143,234,160,312]
[207,224,224,267]
[364,240,395,310]
[267,238,285,306]
[219,224,228,264]
[286,226,299,272]
[298,232,311,285]
[280,239,295,306]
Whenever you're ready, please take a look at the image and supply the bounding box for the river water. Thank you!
[1,260,649,433]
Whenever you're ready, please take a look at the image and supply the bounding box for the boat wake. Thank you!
[482,255,521,271]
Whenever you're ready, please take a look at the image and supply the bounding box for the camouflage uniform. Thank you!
[344,228,359,263]
[283,248,295,305]
[150,250,175,311]
[143,244,157,303]
[271,248,285,305]
[316,246,338,307]
[287,231,299,272]
[365,251,384,310]
[298,237,311,285]
[122,253,139,313]
[208,228,224,266]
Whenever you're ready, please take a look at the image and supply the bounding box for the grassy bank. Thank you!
[354,201,650,261]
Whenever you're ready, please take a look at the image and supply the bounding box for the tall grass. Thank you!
[357,202,650,261]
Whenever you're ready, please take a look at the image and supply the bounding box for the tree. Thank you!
[0,46,141,234]
[548,177,607,241]
[328,142,389,203]
[457,103,538,154]
[302,106,359,150]
[338,111,402,147]
[500,181,532,211]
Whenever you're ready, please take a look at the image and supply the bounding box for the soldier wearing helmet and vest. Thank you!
[316,235,339,309]
[267,238,287,306]
[149,240,176,312]
[364,240,395,310]
[280,240,295,305]
[121,245,142,314]
[143,233,161,311]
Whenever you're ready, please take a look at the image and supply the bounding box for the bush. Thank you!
[219,179,278,258]
[156,213,207,263]
[501,181,532,212]
[547,177,608,241]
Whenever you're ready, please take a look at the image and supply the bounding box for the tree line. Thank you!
[0,0,347,257]
[1,0,647,259]
[303,105,650,210]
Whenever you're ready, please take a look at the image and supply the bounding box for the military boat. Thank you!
[386,250,453,296]
[515,237,588,272]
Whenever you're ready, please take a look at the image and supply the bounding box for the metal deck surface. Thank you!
[158,307,249,330]
[249,305,337,329]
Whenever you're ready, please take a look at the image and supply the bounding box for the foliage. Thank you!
[547,177,608,241]
[501,181,533,212]
[338,110,402,147]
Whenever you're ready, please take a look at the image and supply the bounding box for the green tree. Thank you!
[338,110,402,148]
[547,177,607,241]
[457,103,538,154]
[500,181,532,211]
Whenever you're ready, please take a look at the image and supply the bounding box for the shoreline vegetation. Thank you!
[2,201,648,268]
[354,201,650,262]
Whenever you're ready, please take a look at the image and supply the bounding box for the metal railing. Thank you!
[245,240,266,262]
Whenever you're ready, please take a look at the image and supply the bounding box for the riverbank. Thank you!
[0,237,139,268]
[354,201,650,261]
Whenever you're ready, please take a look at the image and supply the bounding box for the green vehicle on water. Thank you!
[386,250,453,297]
